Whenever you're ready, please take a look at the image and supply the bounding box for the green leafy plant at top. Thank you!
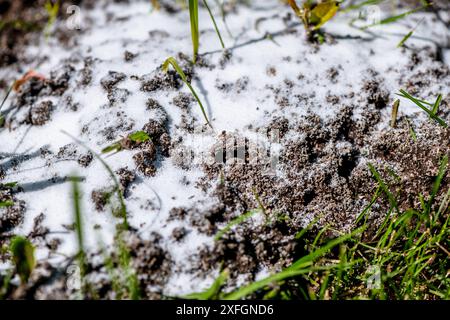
[288,0,339,40]
[102,130,151,154]
[163,57,212,128]
[396,89,447,128]
[10,236,36,285]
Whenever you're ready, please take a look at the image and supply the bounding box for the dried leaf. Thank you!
[13,70,46,92]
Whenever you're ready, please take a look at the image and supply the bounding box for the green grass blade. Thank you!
[9,236,35,284]
[69,176,87,295]
[432,94,442,115]
[288,227,364,271]
[223,265,337,300]
[397,90,447,128]
[163,57,211,127]
[397,30,413,48]
[368,163,399,212]
[214,210,259,241]
[427,155,448,215]
[202,0,225,49]
[362,6,425,29]
[356,186,381,224]
[184,270,228,300]
[70,177,85,261]
[189,0,199,63]
[341,0,385,13]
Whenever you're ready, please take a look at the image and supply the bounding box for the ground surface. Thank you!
[0,0,449,299]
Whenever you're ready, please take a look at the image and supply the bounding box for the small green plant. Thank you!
[102,130,151,154]
[396,89,447,128]
[163,56,211,127]
[10,236,35,285]
[288,0,339,40]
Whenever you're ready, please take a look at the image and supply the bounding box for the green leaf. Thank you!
[1,182,18,188]
[188,0,199,63]
[362,6,426,29]
[184,270,229,300]
[368,163,399,212]
[309,1,339,30]
[128,131,150,143]
[202,0,225,49]
[214,210,259,241]
[0,200,14,208]
[163,57,211,127]
[396,90,447,128]
[223,227,363,300]
[10,236,35,284]
[432,94,442,115]
[397,30,413,48]
[101,142,122,154]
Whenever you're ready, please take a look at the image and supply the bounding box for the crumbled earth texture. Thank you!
[0,0,449,299]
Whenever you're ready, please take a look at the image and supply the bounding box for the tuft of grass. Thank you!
[163,56,211,127]
[396,89,447,128]
[186,154,450,300]
[223,228,363,300]
[9,236,35,285]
